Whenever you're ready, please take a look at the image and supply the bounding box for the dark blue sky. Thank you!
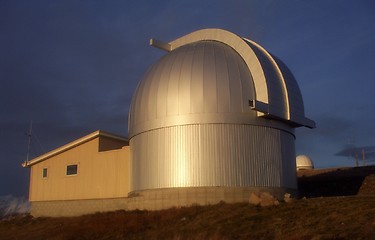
[1,0,375,197]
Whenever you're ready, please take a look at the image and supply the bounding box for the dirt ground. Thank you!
[298,165,375,197]
[1,166,375,240]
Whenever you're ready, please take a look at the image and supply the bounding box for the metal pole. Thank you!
[355,151,358,167]
[362,148,366,166]
[26,120,33,163]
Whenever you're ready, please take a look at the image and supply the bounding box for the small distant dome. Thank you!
[296,155,314,170]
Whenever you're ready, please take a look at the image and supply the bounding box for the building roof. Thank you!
[22,130,128,167]
[129,28,315,138]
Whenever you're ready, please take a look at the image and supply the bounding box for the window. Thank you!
[66,164,78,176]
[42,168,48,178]
[248,99,255,108]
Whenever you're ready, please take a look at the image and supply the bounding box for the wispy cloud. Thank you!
[335,145,375,162]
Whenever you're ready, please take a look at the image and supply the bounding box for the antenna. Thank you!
[362,148,366,166]
[347,136,358,167]
[26,120,33,163]
[355,151,358,167]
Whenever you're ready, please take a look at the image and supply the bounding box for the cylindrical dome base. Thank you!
[126,186,297,210]
[130,123,297,192]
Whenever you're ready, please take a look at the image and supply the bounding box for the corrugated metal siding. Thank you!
[280,132,297,188]
[130,124,296,191]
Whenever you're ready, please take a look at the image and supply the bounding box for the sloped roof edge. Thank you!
[22,130,128,167]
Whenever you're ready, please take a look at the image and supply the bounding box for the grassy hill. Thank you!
[1,166,374,240]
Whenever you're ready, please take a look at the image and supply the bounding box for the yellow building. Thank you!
[22,130,130,216]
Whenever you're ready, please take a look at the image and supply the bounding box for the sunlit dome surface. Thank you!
[296,155,314,170]
[129,40,258,138]
[128,28,315,194]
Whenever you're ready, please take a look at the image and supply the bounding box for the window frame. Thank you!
[42,167,48,179]
[66,164,78,176]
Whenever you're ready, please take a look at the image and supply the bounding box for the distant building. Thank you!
[23,28,315,217]
[296,155,315,170]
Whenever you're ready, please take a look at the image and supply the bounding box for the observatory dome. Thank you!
[129,40,258,137]
[296,155,314,170]
[129,31,314,138]
[128,29,315,202]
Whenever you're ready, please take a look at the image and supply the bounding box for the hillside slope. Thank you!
[1,166,374,240]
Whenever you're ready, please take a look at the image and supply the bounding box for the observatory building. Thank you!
[128,28,315,204]
[23,28,315,217]
[296,155,315,170]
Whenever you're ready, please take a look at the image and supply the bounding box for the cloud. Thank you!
[335,145,375,162]
[296,112,375,168]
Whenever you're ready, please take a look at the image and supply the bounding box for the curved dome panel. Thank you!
[165,28,315,128]
[296,155,314,170]
[272,56,306,124]
[129,41,262,138]
[242,39,289,120]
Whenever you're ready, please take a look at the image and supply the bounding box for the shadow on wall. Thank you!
[297,166,375,198]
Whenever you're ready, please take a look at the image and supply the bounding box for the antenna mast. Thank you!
[26,120,33,163]
[355,151,358,167]
[362,148,366,166]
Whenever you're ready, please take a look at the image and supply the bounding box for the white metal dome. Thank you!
[129,40,291,138]
[129,29,315,138]
[128,28,315,198]
[296,155,314,170]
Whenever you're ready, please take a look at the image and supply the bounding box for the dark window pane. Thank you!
[66,164,78,175]
[42,168,48,178]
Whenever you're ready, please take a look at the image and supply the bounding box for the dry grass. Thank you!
[1,197,374,239]
[1,166,375,240]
